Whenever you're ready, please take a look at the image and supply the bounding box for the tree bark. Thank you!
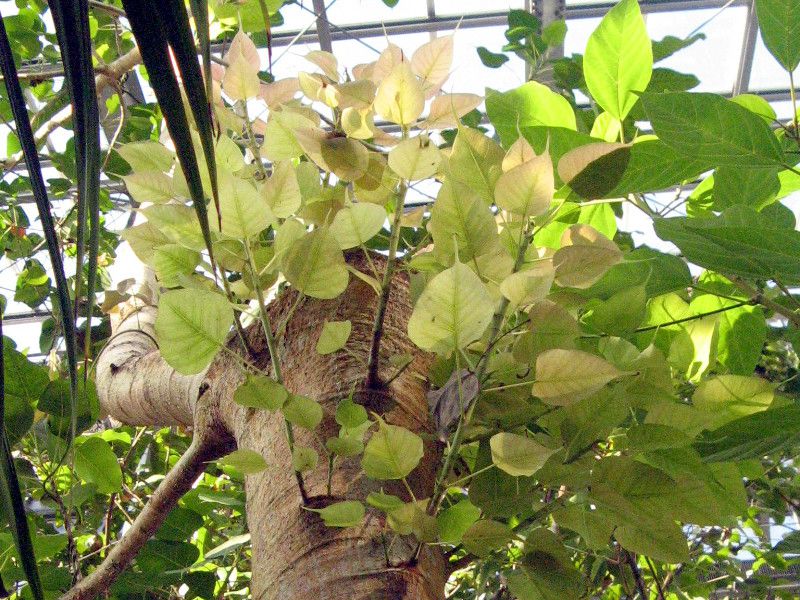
[93,255,447,600]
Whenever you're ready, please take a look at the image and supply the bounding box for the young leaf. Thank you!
[263,161,302,218]
[388,136,442,181]
[233,374,288,411]
[308,500,365,528]
[489,432,556,477]
[218,449,268,474]
[411,35,453,96]
[532,349,629,405]
[422,93,483,129]
[584,0,652,119]
[552,224,623,289]
[373,61,424,125]
[494,151,554,217]
[209,173,272,240]
[335,398,368,429]
[362,420,424,480]
[291,446,319,472]
[407,260,494,354]
[316,320,352,355]
[447,127,504,205]
[282,395,323,430]
[155,289,234,374]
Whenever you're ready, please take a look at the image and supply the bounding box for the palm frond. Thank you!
[157,0,220,229]
[48,0,101,364]
[0,304,43,599]
[120,0,217,264]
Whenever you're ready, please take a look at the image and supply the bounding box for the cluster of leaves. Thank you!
[4,0,800,598]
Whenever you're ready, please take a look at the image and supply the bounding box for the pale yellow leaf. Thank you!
[122,171,175,204]
[341,107,376,139]
[263,161,301,218]
[374,61,425,126]
[388,135,442,181]
[411,35,454,97]
[532,349,629,405]
[499,260,555,307]
[552,224,622,289]
[304,50,339,81]
[494,152,554,217]
[423,93,483,129]
[490,432,556,477]
[329,203,387,249]
[259,78,300,108]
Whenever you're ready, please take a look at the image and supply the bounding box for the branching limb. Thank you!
[730,276,800,327]
[60,433,226,600]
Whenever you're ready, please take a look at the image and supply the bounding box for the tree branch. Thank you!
[625,551,648,600]
[2,46,141,172]
[60,434,226,600]
[729,276,800,327]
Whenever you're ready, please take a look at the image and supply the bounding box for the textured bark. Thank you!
[93,255,447,600]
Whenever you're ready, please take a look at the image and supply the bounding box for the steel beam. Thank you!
[733,0,758,96]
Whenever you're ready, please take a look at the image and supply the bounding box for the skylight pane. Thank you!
[325,0,427,26]
[646,6,747,93]
[749,37,795,93]
[435,0,524,16]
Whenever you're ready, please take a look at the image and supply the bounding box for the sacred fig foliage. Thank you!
[4,1,800,599]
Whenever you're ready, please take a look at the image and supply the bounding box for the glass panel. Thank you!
[646,6,747,93]
[435,0,524,17]
[749,37,794,93]
[325,0,428,26]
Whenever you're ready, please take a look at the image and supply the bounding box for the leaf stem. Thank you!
[427,222,535,514]
[244,243,308,503]
[365,173,410,389]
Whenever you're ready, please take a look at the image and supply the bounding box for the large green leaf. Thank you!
[506,529,583,600]
[486,82,576,146]
[407,260,494,354]
[694,405,800,462]
[589,457,690,563]
[755,0,800,72]
[642,92,785,167]
[654,208,800,283]
[155,289,234,374]
[584,0,652,119]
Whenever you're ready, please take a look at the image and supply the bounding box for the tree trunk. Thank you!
[95,256,447,599]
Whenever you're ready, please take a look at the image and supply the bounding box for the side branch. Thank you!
[60,436,225,600]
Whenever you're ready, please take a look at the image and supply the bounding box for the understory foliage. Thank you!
[3,0,800,598]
